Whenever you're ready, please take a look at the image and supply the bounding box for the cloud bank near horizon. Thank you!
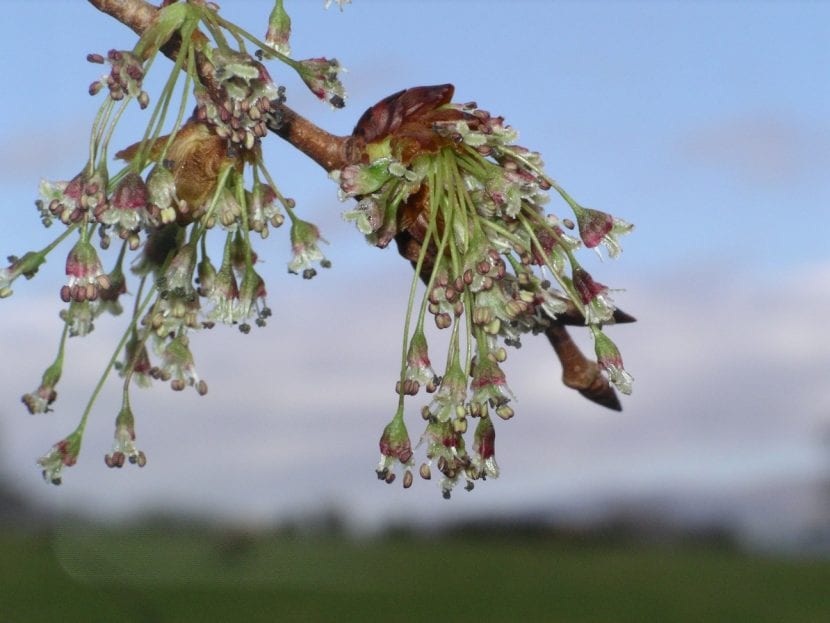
[1,258,827,528]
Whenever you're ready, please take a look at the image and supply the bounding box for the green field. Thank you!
[1,528,828,622]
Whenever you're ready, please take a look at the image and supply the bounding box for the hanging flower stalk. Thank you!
[8,1,634,495]
[11,0,345,485]
[331,84,635,496]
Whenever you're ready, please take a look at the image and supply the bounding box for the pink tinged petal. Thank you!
[37,431,82,485]
[112,172,148,211]
[64,173,84,202]
[296,57,345,108]
[66,240,102,279]
[379,413,413,464]
[473,417,496,460]
[403,332,437,393]
[572,267,608,305]
[265,0,291,56]
[594,330,634,395]
[576,208,614,249]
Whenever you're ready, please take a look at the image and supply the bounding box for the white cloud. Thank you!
[676,115,830,187]
[1,256,828,529]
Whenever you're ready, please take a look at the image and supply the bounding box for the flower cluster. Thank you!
[88,49,150,108]
[194,48,284,149]
[11,0,336,486]
[10,3,635,496]
[334,85,634,496]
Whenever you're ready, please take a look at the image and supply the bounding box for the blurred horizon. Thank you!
[0,0,828,556]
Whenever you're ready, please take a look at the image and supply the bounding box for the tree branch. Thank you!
[88,0,158,35]
[545,324,622,412]
[87,0,358,171]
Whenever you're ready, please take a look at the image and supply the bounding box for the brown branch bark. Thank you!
[264,106,363,172]
[88,0,159,36]
[545,324,622,412]
[87,0,357,171]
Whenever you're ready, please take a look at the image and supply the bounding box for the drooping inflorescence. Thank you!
[8,1,633,495]
[331,85,634,497]
[10,0,345,486]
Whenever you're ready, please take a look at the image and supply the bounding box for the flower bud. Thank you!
[572,266,615,324]
[37,431,82,485]
[64,239,105,302]
[265,0,291,56]
[105,404,146,469]
[593,328,633,395]
[472,416,499,479]
[295,57,346,109]
[288,218,327,276]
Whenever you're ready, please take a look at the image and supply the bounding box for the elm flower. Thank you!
[294,57,346,109]
[336,161,393,198]
[265,0,291,56]
[101,49,147,101]
[421,419,469,498]
[572,266,615,325]
[574,206,612,249]
[404,328,438,392]
[37,431,82,485]
[61,301,95,337]
[376,406,414,484]
[208,269,239,323]
[38,165,108,223]
[22,357,62,415]
[161,334,207,395]
[471,416,499,480]
[223,50,280,106]
[288,218,328,278]
[119,332,154,388]
[484,171,522,218]
[0,251,45,298]
[152,244,200,336]
[39,176,82,224]
[538,286,570,320]
[216,188,243,230]
[146,164,179,225]
[237,265,269,327]
[194,49,281,149]
[247,182,283,239]
[470,355,512,411]
[105,405,147,468]
[196,255,217,298]
[79,166,108,214]
[593,328,633,395]
[574,206,633,259]
[342,197,383,236]
[39,166,107,224]
[208,238,241,323]
[95,258,127,317]
[530,221,575,269]
[600,217,634,259]
[428,358,468,423]
[62,239,109,303]
[472,281,519,334]
[98,172,148,238]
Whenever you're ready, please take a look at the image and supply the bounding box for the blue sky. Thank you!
[0,1,828,530]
